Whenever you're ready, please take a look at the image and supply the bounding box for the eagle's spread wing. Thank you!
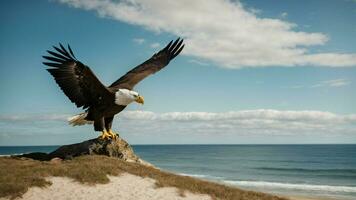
[109,38,185,90]
[43,44,113,109]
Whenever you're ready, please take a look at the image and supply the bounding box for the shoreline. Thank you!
[174,172,350,200]
[287,196,339,200]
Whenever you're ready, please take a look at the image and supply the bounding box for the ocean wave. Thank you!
[0,153,22,157]
[178,173,223,179]
[179,173,207,178]
[224,180,356,193]
[256,167,356,174]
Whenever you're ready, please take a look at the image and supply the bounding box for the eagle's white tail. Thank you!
[68,112,93,126]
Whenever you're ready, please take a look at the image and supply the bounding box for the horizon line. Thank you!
[1,143,356,147]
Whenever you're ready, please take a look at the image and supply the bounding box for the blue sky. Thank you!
[0,0,355,145]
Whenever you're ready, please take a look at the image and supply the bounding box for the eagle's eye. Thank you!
[133,94,138,98]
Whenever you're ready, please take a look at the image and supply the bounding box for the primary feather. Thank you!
[43,44,113,109]
[109,38,185,90]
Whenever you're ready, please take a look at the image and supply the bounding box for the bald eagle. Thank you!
[43,38,184,139]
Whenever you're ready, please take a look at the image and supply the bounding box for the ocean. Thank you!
[1,144,355,199]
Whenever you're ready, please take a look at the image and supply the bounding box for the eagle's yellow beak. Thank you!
[135,95,144,105]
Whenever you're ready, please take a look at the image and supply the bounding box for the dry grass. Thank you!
[0,155,288,200]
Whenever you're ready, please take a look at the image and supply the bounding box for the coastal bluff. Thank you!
[16,136,152,167]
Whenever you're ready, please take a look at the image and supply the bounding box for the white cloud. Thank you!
[287,85,304,89]
[120,110,356,124]
[285,78,351,89]
[150,42,160,48]
[2,110,356,136]
[0,114,69,122]
[311,79,351,88]
[58,0,356,68]
[132,38,145,44]
[188,59,209,66]
[281,12,288,18]
[119,110,356,136]
[248,7,262,15]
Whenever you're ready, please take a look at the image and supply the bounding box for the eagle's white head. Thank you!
[115,89,144,106]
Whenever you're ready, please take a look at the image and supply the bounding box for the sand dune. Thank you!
[12,173,211,200]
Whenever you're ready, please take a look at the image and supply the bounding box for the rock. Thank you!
[16,135,153,167]
[14,152,50,161]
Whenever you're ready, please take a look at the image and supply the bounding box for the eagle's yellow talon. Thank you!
[108,129,119,140]
[99,130,111,140]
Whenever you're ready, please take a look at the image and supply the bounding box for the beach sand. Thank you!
[4,173,211,200]
[0,172,334,200]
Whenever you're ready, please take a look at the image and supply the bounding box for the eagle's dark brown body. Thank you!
[43,38,184,137]
[86,101,126,131]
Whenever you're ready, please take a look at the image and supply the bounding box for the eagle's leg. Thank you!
[95,117,111,140]
[105,116,118,139]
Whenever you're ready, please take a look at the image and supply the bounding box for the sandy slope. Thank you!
[287,196,338,200]
[11,173,211,200]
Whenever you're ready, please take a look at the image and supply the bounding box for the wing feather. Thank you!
[43,44,113,109]
[46,50,71,61]
[109,38,184,90]
[67,44,77,59]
